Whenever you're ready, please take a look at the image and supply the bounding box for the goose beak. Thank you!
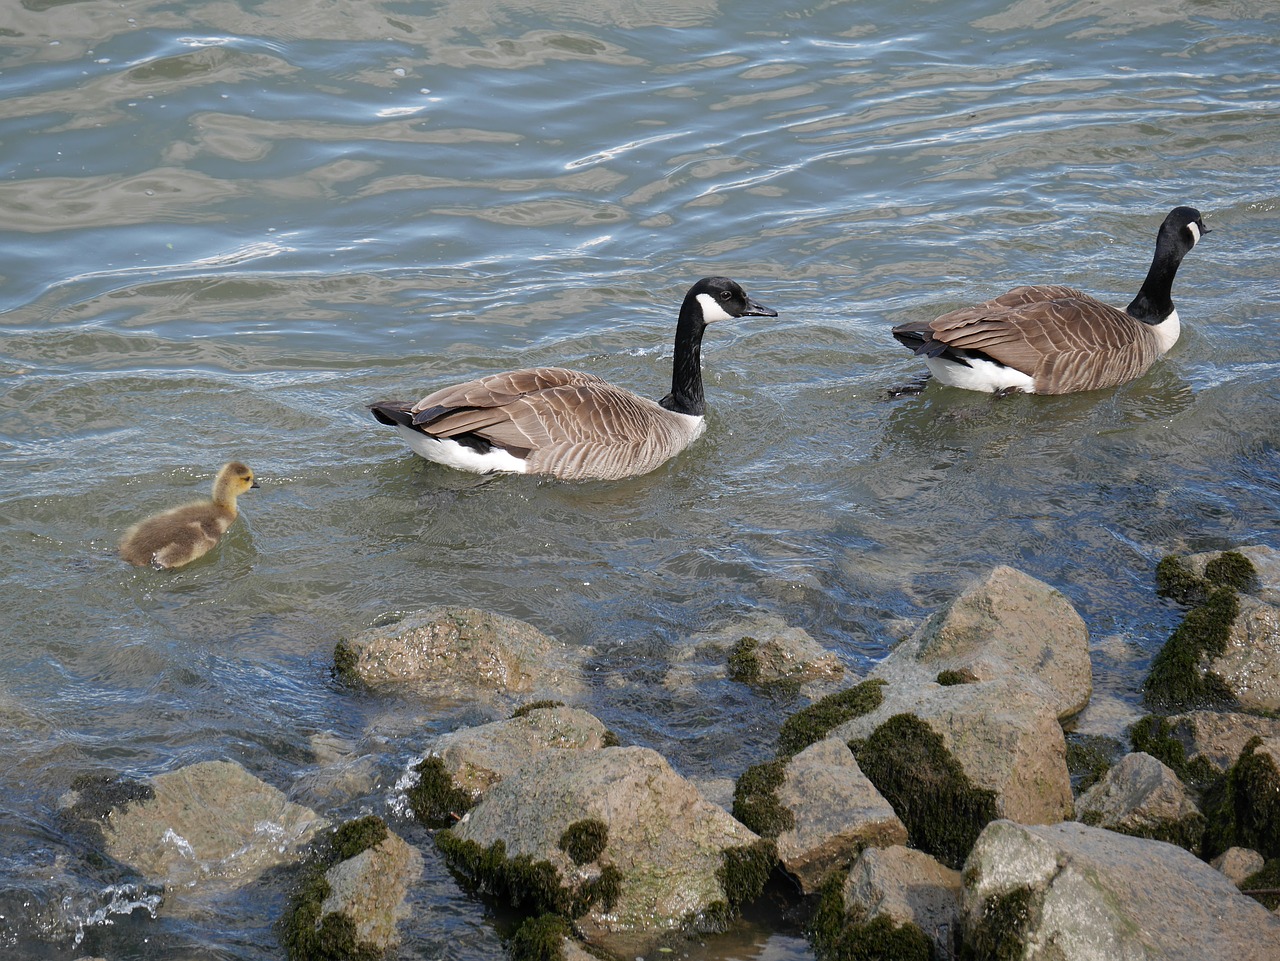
[741,296,778,318]
[250,479,261,489]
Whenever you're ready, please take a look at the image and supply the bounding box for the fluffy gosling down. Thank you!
[118,462,258,569]
[370,276,777,481]
[891,206,1210,394]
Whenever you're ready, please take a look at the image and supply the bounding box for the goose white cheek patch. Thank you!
[1187,221,1201,245]
[696,293,735,323]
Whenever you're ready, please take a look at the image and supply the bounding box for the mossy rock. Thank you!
[731,759,795,839]
[435,832,621,920]
[1203,737,1280,861]
[716,838,777,910]
[1127,716,1217,787]
[558,818,608,866]
[332,639,360,684]
[1143,588,1239,712]
[1240,858,1280,911]
[853,713,998,870]
[406,756,477,828]
[936,668,977,687]
[280,816,393,961]
[1065,735,1121,793]
[777,680,886,757]
[1155,551,1258,606]
[727,637,763,685]
[508,913,572,961]
[959,885,1038,961]
[511,700,565,719]
[808,872,933,961]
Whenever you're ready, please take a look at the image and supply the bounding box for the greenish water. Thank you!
[1,0,1278,957]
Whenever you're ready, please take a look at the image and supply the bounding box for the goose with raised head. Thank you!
[119,461,258,569]
[891,206,1210,394]
[370,276,777,481]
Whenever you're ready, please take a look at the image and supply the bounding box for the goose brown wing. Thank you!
[924,285,1140,375]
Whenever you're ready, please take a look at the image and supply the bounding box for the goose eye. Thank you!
[719,290,732,300]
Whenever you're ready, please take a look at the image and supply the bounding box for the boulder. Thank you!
[833,673,1073,826]
[719,613,845,687]
[1180,545,1280,604]
[78,761,325,906]
[842,845,962,960]
[1213,847,1265,886]
[440,746,765,957]
[1165,710,1280,773]
[771,738,906,892]
[334,607,584,703]
[962,820,1280,961]
[881,565,1091,719]
[1076,752,1204,851]
[317,829,420,951]
[1207,595,1280,712]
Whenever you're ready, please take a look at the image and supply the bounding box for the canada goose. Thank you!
[891,206,1210,394]
[370,276,777,481]
[119,462,258,569]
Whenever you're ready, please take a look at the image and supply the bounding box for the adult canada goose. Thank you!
[891,206,1210,394]
[370,276,777,481]
[119,461,258,569]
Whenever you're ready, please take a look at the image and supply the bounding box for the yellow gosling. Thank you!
[119,462,258,569]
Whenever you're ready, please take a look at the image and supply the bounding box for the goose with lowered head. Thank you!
[891,206,1210,394]
[370,276,777,481]
[119,461,258,569]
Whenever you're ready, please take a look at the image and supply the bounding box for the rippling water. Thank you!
[2,0,1279,957]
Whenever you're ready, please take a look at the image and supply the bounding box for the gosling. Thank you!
[119,462,258,569]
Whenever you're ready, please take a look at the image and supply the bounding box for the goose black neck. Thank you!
[658,297,709,416]
[1125,242,1185,325]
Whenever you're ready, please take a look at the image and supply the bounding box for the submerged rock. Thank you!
[842,845,962,961]
[1075,751,1204,852]
[68,760,325,908]
[438,745,766,957]
[962,820,1280,961]
[334,607,584,704]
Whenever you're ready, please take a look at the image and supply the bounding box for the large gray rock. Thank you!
[445,746,761,957]
[1165,710,1280,773]
[833,672,1073,825]
[773,738,906,892]
[420,705,612,799]
[335,607,584,703]
[1076,752,1204,851]
[843,845,962,960]
[884,565,1091,719]
[963,820,1280,961]
[98,761,325,904]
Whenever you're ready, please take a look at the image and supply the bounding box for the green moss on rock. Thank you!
[960,886,1038,961]
[732,759,795,839]
[1127,716,1217,787]
[1221,737,1280,860]
[332,640,360,683]
[406,756,476,828]
[1241,859,1280,911]
[1065,735,1120,793]
[853,713,998,870]
[777,679,886,757]
[727,637,762,684]
[558,818,608,865]
[1143,588,1239,711]
[1205,552,1259,594]
[1155,551,1258,606]
[331,815,388,862]
[936,668,977,687]
[511,700,565,719]
[717,839,777,910]
[508,913,571,961]
[808,872,932,961]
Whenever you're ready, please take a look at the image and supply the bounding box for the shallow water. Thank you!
[1,0,1279,957]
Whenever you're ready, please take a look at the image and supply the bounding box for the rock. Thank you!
[88,761,324,905]
[882,565,1091,719]
[962,820,1280,961]
[769,738,905,892]
[1181,545,1280,604]
[1165,710,1280,773]
[843,846,962,960]
[1207,595,1280,712]
[318,829,421,951]
[1213,847,1265,885]
[334,607,583,703]
[718,613,845,687]
[282,816,420,959]
[1076,752,1204,851]
[440,746,765,957]
[833,672,1073,827]
[405,705,612,821]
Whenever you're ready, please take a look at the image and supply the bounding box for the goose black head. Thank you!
[687,276,778,324]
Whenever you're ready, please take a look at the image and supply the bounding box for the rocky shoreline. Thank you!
[62,547,1280,960]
